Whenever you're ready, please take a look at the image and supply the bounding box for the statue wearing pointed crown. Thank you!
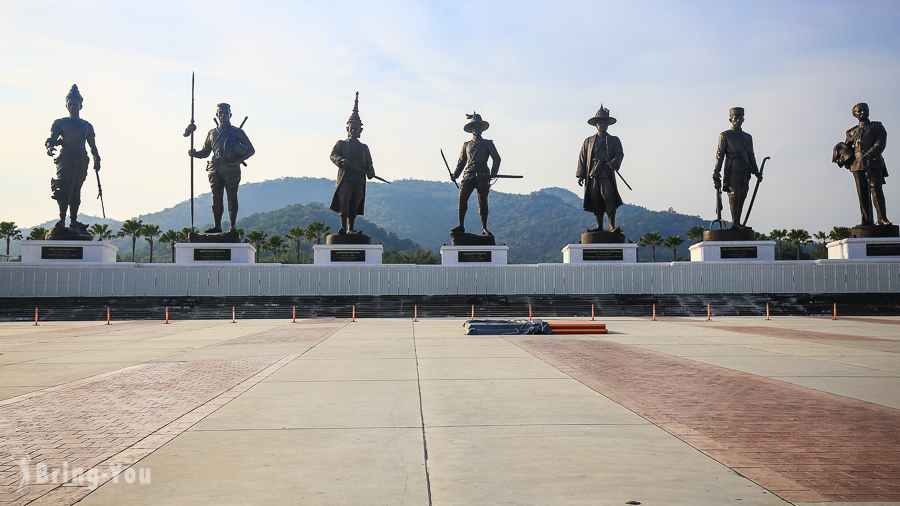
[45,84,100,238]
[329,92,377,237]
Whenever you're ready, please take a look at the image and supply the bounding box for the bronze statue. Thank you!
[45,85,100,235]
[713,107,762,229]
[451,112,501,236]
[329,92,376,235]
[188,103,254,234]
[833,103,891,227]
[577,106,624,233]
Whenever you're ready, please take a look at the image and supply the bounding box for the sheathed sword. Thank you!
[440,149,459,189]
[95,169,106,218]
[741,156,770,227]
[614,169,633,191]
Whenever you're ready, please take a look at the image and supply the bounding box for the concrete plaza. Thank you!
[0,315,898,505]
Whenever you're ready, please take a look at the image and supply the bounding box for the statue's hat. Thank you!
[347,92,362,126]
[588,105,616,125]
[66,84,83,103]
[463,111,490,133]
[729,107,745,116]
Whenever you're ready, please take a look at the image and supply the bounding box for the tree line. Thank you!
[0,220,440,264]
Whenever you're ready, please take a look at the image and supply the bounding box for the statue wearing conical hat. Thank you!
[45,84,101,232]
[451,112,501,236]
[576,106,624,232]
[329,92,376,234]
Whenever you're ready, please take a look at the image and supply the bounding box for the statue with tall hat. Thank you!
[450,111,501,239]
[329,92,376,237]
[577,105,625,237]
[188,102,255,240]
[45,84,101,239]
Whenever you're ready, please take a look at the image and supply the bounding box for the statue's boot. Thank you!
[450,225,465,233]
[69,219,88,229]
[729,197,745,229]
[229,226,238,233]
[204,226,222,234]
[874,191,892,225]
[482,228,492,236]
[608,212,620,233]
[337,228,347,235]
[55,219,66,229]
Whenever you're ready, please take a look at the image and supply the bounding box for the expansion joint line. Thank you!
[412,321,434,506]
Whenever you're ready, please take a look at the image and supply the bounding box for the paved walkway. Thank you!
[0,315,898,505]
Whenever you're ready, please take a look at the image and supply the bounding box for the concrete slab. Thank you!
[266,358,419,382]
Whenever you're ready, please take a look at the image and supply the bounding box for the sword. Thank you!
[741,156,770,227]
[441,149,459,189]
[95,169,106,218]
[614,168,633,191]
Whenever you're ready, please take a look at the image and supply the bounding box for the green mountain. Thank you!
[6,177,715,262]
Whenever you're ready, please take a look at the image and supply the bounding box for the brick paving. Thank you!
[706,325,894,342]
[837,317,900,326]
[0,354,296,505]
[219,324,345,346]
[517,338,900,503]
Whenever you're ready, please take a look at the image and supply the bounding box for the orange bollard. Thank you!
[766,303,770,321]
[529,304,532,321]
[34,307,38,326]
[165,306,170,324]
[652,304,656,321]
[707,303,711,321]
[292,305,296,323]
[591,304,595,321]
[352,305,356,322]
[232,306,236,324]
[471,304,474,320]
[833,303,837,321]
[107,306,111,325]
[414,305,418,322]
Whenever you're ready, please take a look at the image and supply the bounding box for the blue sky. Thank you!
[2,0,899,236]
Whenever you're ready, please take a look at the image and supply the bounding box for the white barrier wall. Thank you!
[0,261,897,297]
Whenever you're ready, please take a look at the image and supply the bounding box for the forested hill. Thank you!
[9,177,710,262]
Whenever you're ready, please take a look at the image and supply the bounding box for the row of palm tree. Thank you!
[244,222,331,263]
[637,225,854,261]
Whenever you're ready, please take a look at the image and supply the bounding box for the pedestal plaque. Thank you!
[175,243,256,264]
[441,245,508,265]
[313,244,383,265]
[827,237,900,260]
[689,240,775,262]
[21,240,118,263]
[562,243,637,263]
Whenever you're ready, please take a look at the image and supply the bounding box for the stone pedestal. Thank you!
[21,240,118,263]
[689,240,775,262]
[450,230,496,246]
[441,245,508,265]
[175,243,256,264]
[827,237,900,260]
[562,243,637,263]
[313,244,383,264]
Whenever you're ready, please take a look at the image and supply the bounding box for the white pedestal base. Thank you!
[562,243,638,263]
[689,240,776,262]
[827,237,900,260]
[21,240,118,263]
[313,244,384,265]
[441,245,509,265]
[175,243,256,264]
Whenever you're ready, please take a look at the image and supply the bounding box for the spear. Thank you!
[183,72,197,232]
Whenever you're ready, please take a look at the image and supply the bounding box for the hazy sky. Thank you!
[2,0,899,236]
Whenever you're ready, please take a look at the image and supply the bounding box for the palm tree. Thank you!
[140,224,161,263]
[0,222,22,255]
[287,226,306,263]
[245,230,268,262]
[400,247,441,264]
[236,228,245,242]
[176,227,192,243]
[88,223,114,241]
[769,229,787,260]
[754,231,768,241]
[117,219,143,261]
[829,226,852,241]
[264,235,285,262]
[305,221,331,245]
[639,231,664,262]
[787,228,811,260]
[813,230,829,258]
[27,227,49,241]
[686,225,704,244]
[159,229,179,262]
[663,235,684,261]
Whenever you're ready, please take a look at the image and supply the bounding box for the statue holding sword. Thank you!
[577,106,629,235]
[329,92,388,235]
[449,112,503,237]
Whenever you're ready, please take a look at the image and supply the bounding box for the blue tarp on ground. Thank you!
[463,319,551,335]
